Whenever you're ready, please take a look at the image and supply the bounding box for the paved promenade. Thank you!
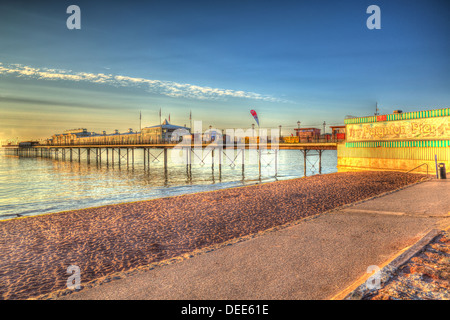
[61,179,450,300]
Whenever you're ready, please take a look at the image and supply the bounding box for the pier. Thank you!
[1,142,338,179]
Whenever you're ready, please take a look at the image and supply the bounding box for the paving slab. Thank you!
[341,180,450,217]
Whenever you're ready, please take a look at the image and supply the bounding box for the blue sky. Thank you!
[0,0,449,141]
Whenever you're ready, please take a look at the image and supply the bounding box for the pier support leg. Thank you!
[242,148,245,180]
[319,150,322,174]
[185,147,190,179]
[164,148,168,183]
[275,149,278,177]
[258,148,262,179]
[303,150,308,177]
[188,148,191,180]
[143,148,146,170]
[212,148,214,173]
[218,148,222,180]
[87,148,90,164]
[164,148,168,174]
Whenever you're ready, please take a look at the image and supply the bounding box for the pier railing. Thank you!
[18,136,343,147]
[24,141,339,149]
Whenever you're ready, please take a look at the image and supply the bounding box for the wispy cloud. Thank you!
[0,63,289,103]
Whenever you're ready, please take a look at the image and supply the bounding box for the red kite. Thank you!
[250,110,259,127]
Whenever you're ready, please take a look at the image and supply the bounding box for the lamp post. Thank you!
[209,125,212,142]
[252,123,255,137]
[279,125,282,142]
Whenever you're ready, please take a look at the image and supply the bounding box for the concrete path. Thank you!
[61,180,450,300]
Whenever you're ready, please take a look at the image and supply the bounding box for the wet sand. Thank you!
[0,171,425,300]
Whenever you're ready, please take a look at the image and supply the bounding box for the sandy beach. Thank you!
[0,171,425,300]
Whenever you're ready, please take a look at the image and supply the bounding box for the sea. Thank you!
[0,148,337,219]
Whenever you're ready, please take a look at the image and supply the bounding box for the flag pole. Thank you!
[159,107,162,143]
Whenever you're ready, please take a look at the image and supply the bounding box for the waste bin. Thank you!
[437,163,447,179]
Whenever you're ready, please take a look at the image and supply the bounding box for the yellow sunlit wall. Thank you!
[338,108,450,175]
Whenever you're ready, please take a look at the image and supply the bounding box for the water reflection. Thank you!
[0,149,337,218]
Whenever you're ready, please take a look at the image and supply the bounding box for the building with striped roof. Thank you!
[338,107,450,175]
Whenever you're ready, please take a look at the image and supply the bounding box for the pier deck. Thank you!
[2,142,338,149]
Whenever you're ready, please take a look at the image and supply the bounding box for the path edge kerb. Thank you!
[334,228,443,300]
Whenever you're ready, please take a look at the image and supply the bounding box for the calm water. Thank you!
[0,148,337,219]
